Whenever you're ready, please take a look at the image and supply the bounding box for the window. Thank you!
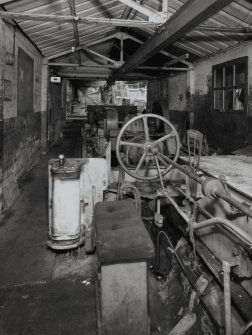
[213,57,247,112]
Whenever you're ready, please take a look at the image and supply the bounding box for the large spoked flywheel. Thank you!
[116,113,180,181]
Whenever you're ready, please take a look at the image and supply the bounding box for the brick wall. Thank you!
[4,113,41,182]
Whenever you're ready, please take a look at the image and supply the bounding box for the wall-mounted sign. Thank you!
[50,76,61,83]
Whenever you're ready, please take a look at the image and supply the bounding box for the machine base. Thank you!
[47,236,85,251]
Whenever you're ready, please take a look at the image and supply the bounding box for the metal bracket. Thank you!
[149,11,167,24]
[114,60,125,68]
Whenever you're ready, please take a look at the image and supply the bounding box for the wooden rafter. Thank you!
[0,11,158,27]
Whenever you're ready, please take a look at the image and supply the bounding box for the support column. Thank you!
[0,20,4,211]
[41,58,49,155]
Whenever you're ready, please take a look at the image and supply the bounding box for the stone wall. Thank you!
[0,19,43,208]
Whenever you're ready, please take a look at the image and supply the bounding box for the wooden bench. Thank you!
[94,199,154,335]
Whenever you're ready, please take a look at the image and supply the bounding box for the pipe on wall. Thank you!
[223,261,232,335]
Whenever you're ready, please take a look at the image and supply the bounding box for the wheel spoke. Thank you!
[120,141,143,148]
[152,131,175,146]
[134,152,147,174]
[154,155,165,191]
[142,117,150,141]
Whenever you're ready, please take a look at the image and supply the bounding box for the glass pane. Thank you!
[225,65,233,87]
[214,90,223,109]
[215,68,223,88]
[234,88,244,110]
[225,89,233,110]
[235,63,245,86]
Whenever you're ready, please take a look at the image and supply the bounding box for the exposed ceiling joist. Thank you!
[48,62,117,68]
[47,33,121,60]
[165,53,189,67]
[57,72,154,80]
[137,66,191,71]
[118,0,234,74]
[81,46,120,66]
[77,32,121,50]
[121,32,192,67]
[58,73,110,79]
[0,0,19,4]
[47,63,190,72]
[117,0,167,23]
[117,0,157,18]
[196,25,252,34]
[0,11,158,27]
[67,0,81,64]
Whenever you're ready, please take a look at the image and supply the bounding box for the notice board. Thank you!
[17,48,34,114]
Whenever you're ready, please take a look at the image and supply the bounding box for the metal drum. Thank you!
[48,155,83,250]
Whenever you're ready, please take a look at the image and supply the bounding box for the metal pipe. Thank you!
[156,151,252,219]
[192,218,252,247]
[156,151,203,184]
[239,321,252,335]
[120,182,142,213]
[223,261,232,335]
[162,190,252,247]
[215,191,252,218]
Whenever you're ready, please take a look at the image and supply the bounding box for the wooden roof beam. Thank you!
[0,11,158,27]
[118,0,234,74]
[67,0,81,64]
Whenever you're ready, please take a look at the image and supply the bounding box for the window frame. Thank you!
[212,56,248,114]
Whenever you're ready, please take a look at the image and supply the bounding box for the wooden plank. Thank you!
[101,262,149,335]
[118,0,234,73]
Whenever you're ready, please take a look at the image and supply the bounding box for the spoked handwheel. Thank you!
[116,113,180,181]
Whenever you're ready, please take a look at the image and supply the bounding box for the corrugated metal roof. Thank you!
[1,0,252,77]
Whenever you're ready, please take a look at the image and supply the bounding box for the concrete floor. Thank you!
[0,137,202,335]
[0,138,97,287]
